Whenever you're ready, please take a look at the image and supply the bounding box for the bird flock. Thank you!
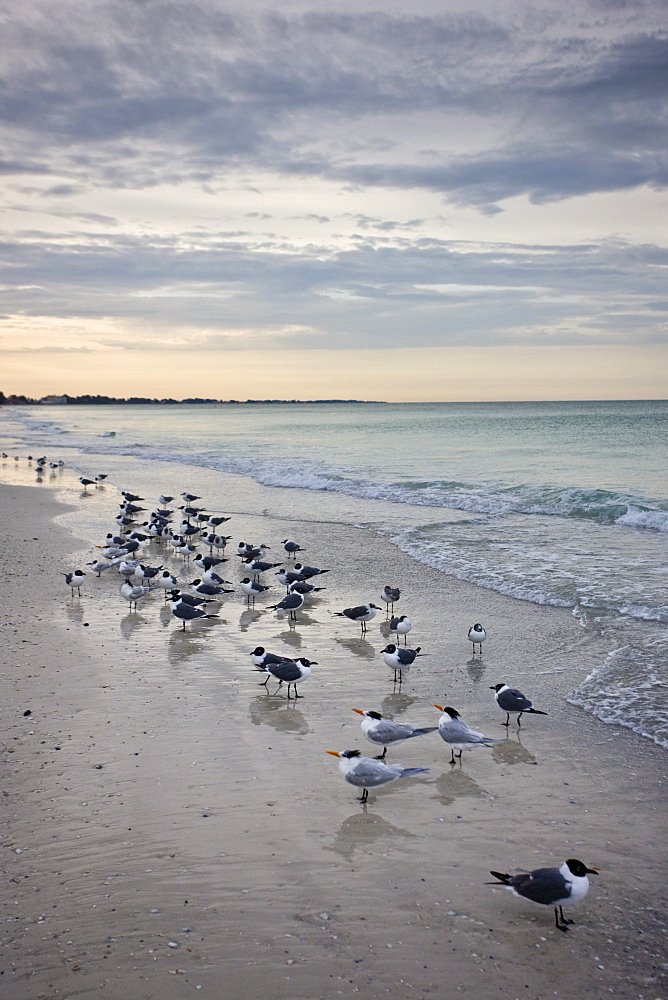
[54,469,598,932]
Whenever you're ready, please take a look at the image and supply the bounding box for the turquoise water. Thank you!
[2,399,667,745]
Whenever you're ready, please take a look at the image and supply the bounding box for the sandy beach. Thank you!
[1,462,666,1000]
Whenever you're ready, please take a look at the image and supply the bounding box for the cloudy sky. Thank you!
[1,0,666,400]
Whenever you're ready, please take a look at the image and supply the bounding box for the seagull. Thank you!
[159,495,174,505]
[325,750,430,804]
[159,570,179,593]
[241,558,282,575]
[382,643,424,682]
[491,683,548,727]
[288,580,326,596]
[434,705,502,763]
[468,623,487,653]
[193,553,227,573]
[121,492,144,503]
[191,578,234,597]
[79,477,95,489]
[249,646,294,669]
[88,558,120,577]
[200,567,231,587]
[380,585,401,613]
[351,709,439,759]
[282,539,304,558]
[254,656,317,699]
[334,603,380,634]
[240,577,271,605]
[276,568,306,590]
[64,570,85,595]
[120,581,154,610]
[168,590,219,630]
[207,515,231,529]
[133,564,164,583]
[293,562,329,579]
[181,492,201,502]
[267,591,305,622]
[389,614,412,645]
[489,859,598,932]
[118,559,140,578]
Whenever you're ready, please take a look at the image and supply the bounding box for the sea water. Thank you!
[2,399,666,746]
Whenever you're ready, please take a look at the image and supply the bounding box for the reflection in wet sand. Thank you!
[491,737,537,765]
[466,657,486,682]
[248,695,310,734]
[380,691,418,717]
[334,636,376,659]
[238,608,262,631]
[167,629,207,665]
[432,768,489,806]
[327,810,418,860]
[119,612,150,639]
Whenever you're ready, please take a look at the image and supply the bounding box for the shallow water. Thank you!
[1,398,666,746]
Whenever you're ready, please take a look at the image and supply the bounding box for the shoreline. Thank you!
[1,468,666,999]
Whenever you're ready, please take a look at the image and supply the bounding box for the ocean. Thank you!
[2,398,666,747]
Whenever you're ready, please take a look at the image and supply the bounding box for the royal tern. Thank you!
[434,705,502,763]
[326,750,429,803]
[489,858,598,932]
[351,709,438,759]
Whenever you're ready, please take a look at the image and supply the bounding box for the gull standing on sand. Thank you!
[468,623,487,653]
[389,614,412,644]
[434,705,502,763]
[488,858,598,932]
[191,578,234,598]
[293,562,329,579]
[120,580,154,610]
[382,643,424,682]
[267,591,305,622]
[490,683,548,727]
[254,656,317,699]
[250,646,294,669]
[381,585,401,613]
[240,577,271,605]
[168,590,219,630]
[283,539,304,558]
[334,603,380,635]
[351,709,439,759]
[64,570,85,596]
[325,750,430,804]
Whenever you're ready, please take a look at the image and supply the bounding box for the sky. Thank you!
[1,0,667,401]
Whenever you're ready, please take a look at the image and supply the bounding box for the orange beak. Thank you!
[351,708,365,716]
[325,751,341,757]
[434,704,445,711]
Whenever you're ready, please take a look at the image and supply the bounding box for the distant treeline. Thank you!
[0,391,379,405]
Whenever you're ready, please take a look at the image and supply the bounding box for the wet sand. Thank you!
[1,463,666,1000]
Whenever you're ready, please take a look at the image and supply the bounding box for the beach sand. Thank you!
[1,461,666,1000]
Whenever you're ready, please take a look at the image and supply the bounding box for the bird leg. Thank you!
[517,712,523,727]
[374,748,388,760]
[558,905,573,926]
[503,713,510,726]
[554,907,570,932]
[359,789,369,803]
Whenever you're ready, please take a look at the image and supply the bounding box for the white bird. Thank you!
[240,577,271,605]
[88,558,120,577]
[254,656,317,699]
[249,646,294,669]
[490,683,548,727]
[351,709,439,759]
[489,858,599,932]
[326,750,429,804]
[63,570,85,595]
[468,623,487,653]
[434,705,502,763]
[334,603,380,635]
[380,585,401,613]
[159,570,179,593]
[382,643,424,682]
[120,581,154,610]
[389,614,412,644]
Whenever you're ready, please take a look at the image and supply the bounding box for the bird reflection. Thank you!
[466,657,486,682]
[167,630,205,665]
[432,768,489,806]
[64,602,85,625]
[491,736,537,765]
[238,609,262,631]
[334,636,376,659]
[248,695,309,735]
[380,691,417,718]
[327,810,417,861]
[119,613,149,639]
[273,630,304,651]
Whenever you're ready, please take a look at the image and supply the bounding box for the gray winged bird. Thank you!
[434,705,502,763]
[326,750,429,804]
[351,708,438,759]
[491,683,548,726]
[489,858,598,932]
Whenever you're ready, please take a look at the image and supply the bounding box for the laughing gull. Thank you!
[282,539,304,558]
[191,578,234,597]
[325,750,429,804]
[79,477,95,489]
[240,578,271,605]
[468,623,487,653]
[334,603,380,634]
[351,709,438,759]
[63,570,86,596]
[249,646,295,669]
[489,858,598,932]
[380,585,401,613]
[181,492,201,502]
[389,614,412,645]
[382,643,424,682]
[293,562,329,579]
[193,553,227,573]
[276,568,307,590]
[254,656,317,698]
[267,591,305,622]
[491,683,548,726]
[434,705,502,763]
[241,558,282,576]
[168,590,219,630]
